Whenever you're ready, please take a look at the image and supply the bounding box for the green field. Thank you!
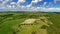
[0,12,60,34]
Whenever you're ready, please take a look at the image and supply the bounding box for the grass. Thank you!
[43,13,60,34]
[36,29,47,34]
[17,19,48,34]
[0,12,60,34]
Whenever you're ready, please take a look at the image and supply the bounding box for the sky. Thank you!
[0,0,60,12]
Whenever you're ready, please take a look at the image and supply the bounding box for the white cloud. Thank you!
[54,0,60,3]
[26,4,32,7]
[0,0,60,12]
[10,2,17,8]
[43,8,60,12]
[7,5,11,8]
[25,0,42,8]
[46,2,53,7]
[0,0,12,8]
[0,0,3,1]
[1,0,12,2]
[43,2,47,7]
[49,2,53,6]
[10,2,16,4]
[0,6,60,12]
[17,0,26,3]
[2,0,12,1]
[17,0,26,7]
[32,0,42,3]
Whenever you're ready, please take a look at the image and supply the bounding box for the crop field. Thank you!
[0,12,60,34]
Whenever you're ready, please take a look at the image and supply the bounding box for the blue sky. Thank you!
[7,0,60,7]
[0,0,60,12]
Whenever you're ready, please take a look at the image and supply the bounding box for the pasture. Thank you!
[0,12,60,34]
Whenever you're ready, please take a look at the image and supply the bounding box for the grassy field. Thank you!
[0,12,60,34]
[43,13,60,34]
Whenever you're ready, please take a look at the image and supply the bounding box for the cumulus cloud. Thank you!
[0,5,60,12]
[26,4,32,7]
[0,0,12,8]
[0,0,60,12]
[25,0,42,8]
[0,0,3,1]
[1,0,12,3]
[17,0,26,3]
[46,2,53,7]
[32,0,42,3]
[10,2,17,8]
[17,0,26,7]
[54,0,60,3]
[0,0,12,1]
[43,2,47,7]
[42,8,60,12]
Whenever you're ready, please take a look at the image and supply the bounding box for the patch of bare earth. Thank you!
[22,19,36,24]
[40,16,53,25]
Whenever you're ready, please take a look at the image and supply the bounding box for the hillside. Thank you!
[0,12,60,34]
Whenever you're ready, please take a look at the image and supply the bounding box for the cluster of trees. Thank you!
[0,14,13,24]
